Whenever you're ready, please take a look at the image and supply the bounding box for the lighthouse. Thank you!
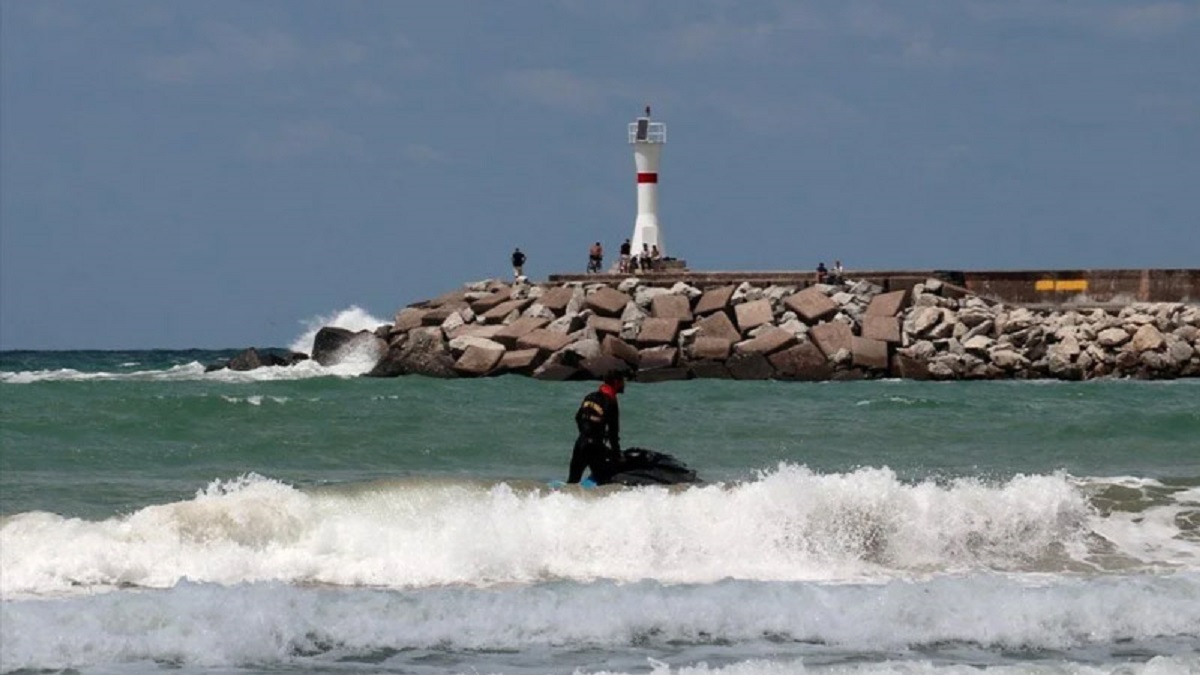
[629,106,666,260]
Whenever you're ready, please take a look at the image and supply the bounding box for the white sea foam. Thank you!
[3,467,1197,599]
[289,305,388,355]
[0,306,391,384]
[2,576,1198,672]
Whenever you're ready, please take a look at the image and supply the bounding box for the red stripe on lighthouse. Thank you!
[637,173,658,183]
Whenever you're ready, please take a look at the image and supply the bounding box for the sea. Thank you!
[2,312,1199,675]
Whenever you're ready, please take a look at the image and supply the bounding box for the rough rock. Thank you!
[517,329,575,354]
[454,344,505,376]
[726,351,775,380]
[496,348,540,374]
[734,299,774,334]
[482,299,532,323]
[638,346,678,370]
[735,327,797,356]
[695,312,741,343]
[861,315,901,343]
[651,294,694,323]
[690,336,732,360]
[538,286,577,314]
[493,317,551,347]
[601,335,641,366]
[769,342,833,380]
[693,285,736,316]
[850,336,889,371]
[809,321,854,359]
[1131,324,1165,352]
[586,286,633,317]
[864,290,909,317]
[783,287,838,323]
[587,315,624,335]
[637,318,681,345]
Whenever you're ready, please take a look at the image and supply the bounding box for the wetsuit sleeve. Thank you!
[607,398,621,454]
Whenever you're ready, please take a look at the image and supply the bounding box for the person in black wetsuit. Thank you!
[568,371,626,484]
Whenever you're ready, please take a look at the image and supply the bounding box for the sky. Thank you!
[1,1,1198,350]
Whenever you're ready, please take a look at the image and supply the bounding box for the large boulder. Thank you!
[312,327,386,367]
[367,327,456,378]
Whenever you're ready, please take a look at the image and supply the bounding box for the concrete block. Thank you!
[865,290,909,317]
[448,336,505,356]
[783,287,838,323]
[636,367,690,383]
[601,335,641,366]
[469,291,512,314]
[690,336,732,360]
[734,299,774,334]
[651,294,694,323]
[693,285,736,316]
[638,346,678,370]
[726,351,776,380]
[695,312,741,343]
[861,315,901,343]
[587,315,623,335]
[421,303,467,326]
[586,286,633,317]
[516,329,575,354]
[447,323,502,340]
[539,286,576,314]
[496,348,540,374]
[891,352,931,380]
[637,318,680,345]
[810,321,854,358]
[393,308,427,332]
[851,336,889,370]
[454,344,505,376]
[493,317,550,347]
[768,342,833,380]
[532,361,578,381]
[689,360,731,379]
[482,299,532,323]
[428,289,468,307]
[735,327,797,356]
[581,354,631,380]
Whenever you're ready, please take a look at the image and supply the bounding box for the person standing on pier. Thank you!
[511,247,526,279]
[588,241,603,273]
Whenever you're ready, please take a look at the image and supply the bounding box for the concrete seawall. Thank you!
[549,268,1199,306]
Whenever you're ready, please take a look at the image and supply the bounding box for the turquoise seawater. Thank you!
[2,350,1198,674]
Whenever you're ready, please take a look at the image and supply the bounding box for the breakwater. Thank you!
[311,275,1200,381]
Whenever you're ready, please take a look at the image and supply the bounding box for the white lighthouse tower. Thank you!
[629,106,666,260]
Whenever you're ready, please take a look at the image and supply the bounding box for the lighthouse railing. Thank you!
[628,121,666,144]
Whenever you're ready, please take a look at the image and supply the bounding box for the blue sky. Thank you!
[2,1,1197,349]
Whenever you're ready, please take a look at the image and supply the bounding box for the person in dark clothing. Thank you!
[568,371,626,484]
[511,247,526,279]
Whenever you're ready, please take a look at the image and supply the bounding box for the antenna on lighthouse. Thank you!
[629,106,666,265]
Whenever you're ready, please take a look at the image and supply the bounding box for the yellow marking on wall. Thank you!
[1035,279,1088,292]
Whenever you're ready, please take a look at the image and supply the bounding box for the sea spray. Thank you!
[6,467,1195,598]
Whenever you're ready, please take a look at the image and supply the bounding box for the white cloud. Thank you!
[402,144,450,165]
[493,68,617,112]
[703,90,868,136]
[142,23,301,83]
[1103,2,1199,39]
[966,0,1199,40]
[349,79,396,103]
[140,23,378,84]
[243,120,365,161]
